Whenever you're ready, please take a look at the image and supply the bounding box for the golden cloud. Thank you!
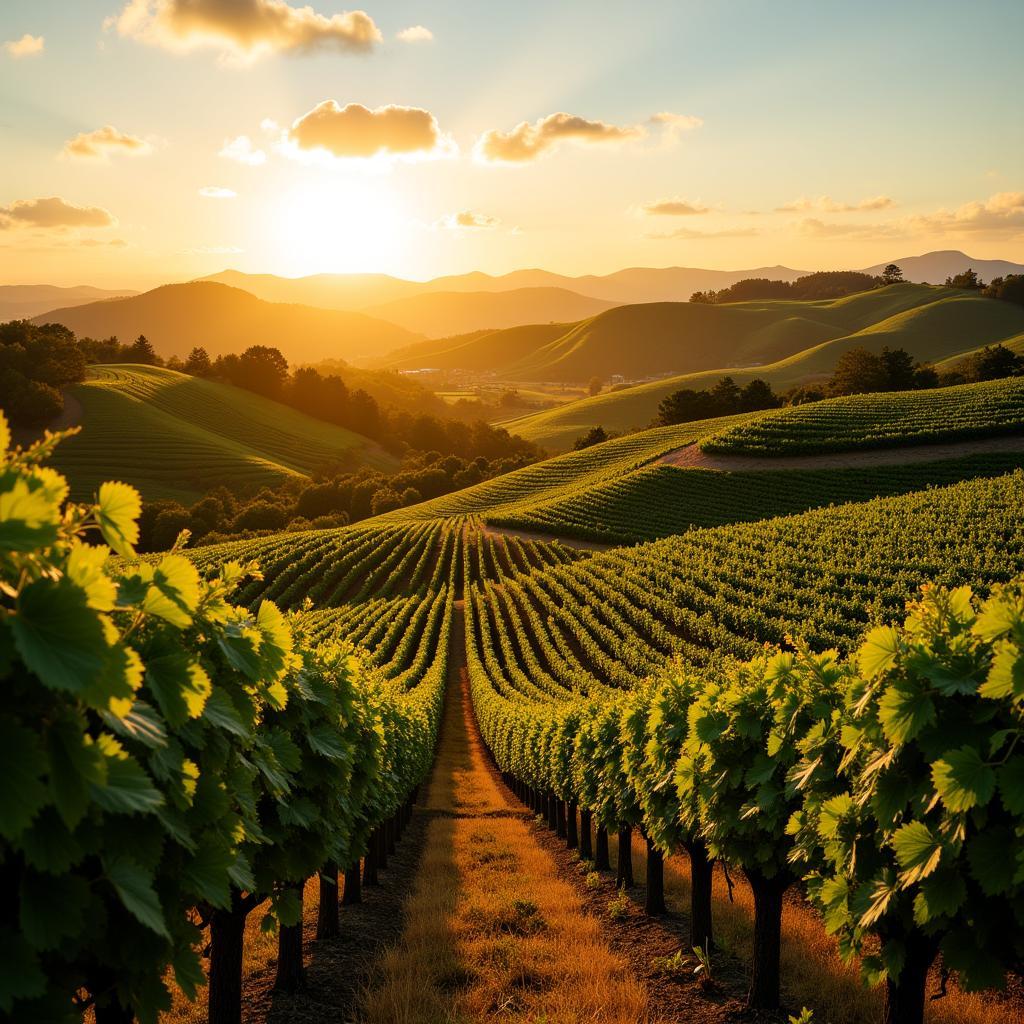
[642,198,709,216]
[475,112,645,163]
[647,225,759,240]
[908,191,1024,236]
[285,100,447,160]
[0,196,117,230]
[4,34,44,58]
[649,111,703,139]
[439,210,501,230]
[108,0,381,63]
[61,125,152,161]
[797,217,898,239]
[777,195,896,213]
[199,186,237,198]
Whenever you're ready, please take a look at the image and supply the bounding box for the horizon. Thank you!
[1,1,1022,289]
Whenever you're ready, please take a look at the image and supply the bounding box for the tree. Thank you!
[573,426,608,450]
[709,375,741,412]
[881,263,904,286]
[945,268,984,290]
[184,346,212,376]
[984,274,1024,308]
[738,378,779,412]
[828,347,889,395]
[655,389,719,426]
[588,376,603,397]
[233,346,289,399]
[125,334,159,364]
[958,344,1024,383]
[880,347,918,391]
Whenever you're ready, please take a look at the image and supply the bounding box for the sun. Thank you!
[269,179,406,276]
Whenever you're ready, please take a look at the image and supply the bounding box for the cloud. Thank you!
[220,135,266,165]
[797,217,898,239]
[78,237,129,248]
[438,210,501,230]
[649,111,703,141]
[475,112,644,164]
[396,25,432,43]
[107,0,381,64]
[0,196,117,231]
[4,33,44,58]
[647,225,759,240]
[908,191,1024,237]
[283,100,450,161]
[777,194,896,213]
[199,186,237,198]
[642,198,709,216]
[61,125,152,161]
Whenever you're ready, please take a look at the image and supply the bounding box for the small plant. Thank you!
[691,943,714,989]
[584,870,602,890]
[651,949,689,977]
[789,1010,814,1024]
[608,891,630,920]
[577,859,592,874]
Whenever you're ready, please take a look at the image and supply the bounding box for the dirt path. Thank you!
[657,433,1024,472]
[360,605,649,1023]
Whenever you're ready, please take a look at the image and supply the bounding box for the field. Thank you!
[51,364,397,502]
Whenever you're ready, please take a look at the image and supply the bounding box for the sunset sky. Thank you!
[2,0,1023,288]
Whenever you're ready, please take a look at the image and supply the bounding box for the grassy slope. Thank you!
[53,364,398,503]
[504,287,1024,450]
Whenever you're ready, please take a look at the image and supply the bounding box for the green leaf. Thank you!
[878,682,935,745]
[997,756,1024,815]
[105,856,169,938]
[146,652,211,728]
[19,872,89,951]
[966,827,1017,895]
[931,745,996,812]
[858,625,901,678]
[180,838,234,909]
[912,869,966,925]
[95,481,141,558]
[979,643,1024,700]
[0,474,61,553]
[20,808,83,874]
[90,735,164,815]
[0,717,48,840]
[0,925,46,1012]
[46,712,105,829]
[11,579,108,693]
[942,928,1008,991]
[143,555,201,628]
[892,821,943,885]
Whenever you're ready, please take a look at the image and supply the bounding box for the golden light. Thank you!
[268,179,406,276]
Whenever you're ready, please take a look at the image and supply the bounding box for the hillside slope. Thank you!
[33,282,418,363]
[52,364,397,502]
[362,287,616,337]
[0,283,137,320]
[501,286,1024,449]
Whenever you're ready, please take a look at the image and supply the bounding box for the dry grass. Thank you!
[610,835,1020,1024]
[362,680,648,1024]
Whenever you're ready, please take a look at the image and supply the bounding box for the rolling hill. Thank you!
[0,283,136,320]
[497,284,1024,449]
[33,281,419,364]
[362,287,617,337]
[51,364,398,503]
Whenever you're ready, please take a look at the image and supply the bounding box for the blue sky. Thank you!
[1,0,1022,286]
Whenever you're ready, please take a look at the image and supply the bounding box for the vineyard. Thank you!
[52,365,396,502]
[702,376,1024,455]
[8,398,1024,1024]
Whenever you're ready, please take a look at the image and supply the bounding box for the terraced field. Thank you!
[51,364,397,501]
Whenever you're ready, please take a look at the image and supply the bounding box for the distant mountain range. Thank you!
[31,282,418,363]
[0,284,137,321]
[861,250,1024,284]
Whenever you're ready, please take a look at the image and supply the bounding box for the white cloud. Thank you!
[649,111,703,141]
[107,0,381,64]
[219,135,266,165]
[396,25,433,43]
[4,34,44,58]
[199,186,238,198]
[61,125,152,161]
[181,245,244,254]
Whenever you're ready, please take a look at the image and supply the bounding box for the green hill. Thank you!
[51,364,398,503]
[502,287,1024,450]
